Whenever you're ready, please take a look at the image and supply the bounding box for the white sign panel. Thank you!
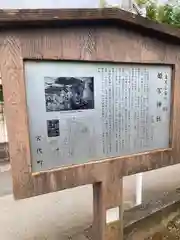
[24,61,172,172]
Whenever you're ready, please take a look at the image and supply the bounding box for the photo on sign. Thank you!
[44,77,94,112]
[47,119,60,138]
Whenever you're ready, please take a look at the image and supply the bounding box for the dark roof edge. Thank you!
[0,8,180,42]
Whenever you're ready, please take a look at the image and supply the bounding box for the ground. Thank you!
[0,163,180,239]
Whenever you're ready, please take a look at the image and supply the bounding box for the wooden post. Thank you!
[93,178,124,240]
[93,182,106,240]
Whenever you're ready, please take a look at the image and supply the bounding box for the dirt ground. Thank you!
[0,163,180,239]
[145,214,180,240]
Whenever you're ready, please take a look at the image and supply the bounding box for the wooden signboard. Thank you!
[0,8,180,240]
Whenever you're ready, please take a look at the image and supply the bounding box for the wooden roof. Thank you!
[0,8,180,43]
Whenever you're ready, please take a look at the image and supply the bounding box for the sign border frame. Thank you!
[0,35,177,201]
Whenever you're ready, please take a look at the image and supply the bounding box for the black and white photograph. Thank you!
[47,119,60,138]
[45,77,94,112]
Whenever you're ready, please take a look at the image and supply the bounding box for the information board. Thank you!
[24,61,172,172]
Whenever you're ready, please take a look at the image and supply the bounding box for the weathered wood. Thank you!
[0,8,180,44]
[93,182,106,240]
[106,221,121,240]
[105,178,123,210]
[93,179,123,240]
[0,37,33,199]
[32,149,172,198]
[1,27,180,201]
[1,10,180,240]
[1,13,180,240]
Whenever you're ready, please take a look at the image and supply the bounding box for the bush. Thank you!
[136,0,180,27]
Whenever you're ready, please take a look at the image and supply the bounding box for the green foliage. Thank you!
[171,7,180,27]
[157,4,174,24]
[146,1,158,21]
[99,0,106,8]
[135,0,180,27]
[136,0,148,6]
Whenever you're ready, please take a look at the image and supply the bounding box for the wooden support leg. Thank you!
[119,180,124,239]
[93,178,124,240]
[93,182,106,240]
[106,178,124,240]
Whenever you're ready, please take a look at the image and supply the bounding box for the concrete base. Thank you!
[0,187,92,240]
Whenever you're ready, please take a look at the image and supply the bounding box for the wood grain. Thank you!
[0,36,33,199]
[1,27,180,200]
[0,8,180,45]
[1,18,180,240]
[106,220,122,240]
[32,149,172,197]
[93,182,106,240]
[105,178,123,210]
